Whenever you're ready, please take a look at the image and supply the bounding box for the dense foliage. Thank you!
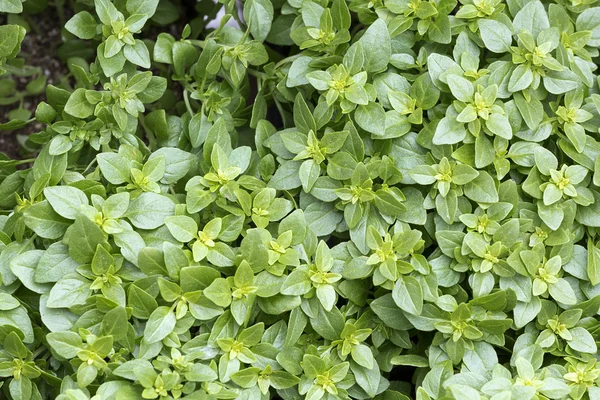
[1,0,600,398]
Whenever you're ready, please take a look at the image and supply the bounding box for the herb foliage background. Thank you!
[0,0,600,399]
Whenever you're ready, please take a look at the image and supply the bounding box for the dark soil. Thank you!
[0,7,68,160]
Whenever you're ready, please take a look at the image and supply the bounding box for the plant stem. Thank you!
[183,88,195,116]
[139,114,157,150]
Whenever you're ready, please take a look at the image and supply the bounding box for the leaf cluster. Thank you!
[0,0,600,400]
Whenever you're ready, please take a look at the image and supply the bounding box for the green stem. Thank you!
[2,64,41,78]
[275,54,303,69]
[81,158,98,175]
[196,2,224,38]
[273,97,291,127]
[4,158,36,166]
[55,0,66,25]
[0,117,36,128]
[139,114,157,150]
[247,69,267,79]
[229,8,246,31]
[25,15,42,35]
[189,40,206,48]
[0,94,25,106]
[183,89,195,116]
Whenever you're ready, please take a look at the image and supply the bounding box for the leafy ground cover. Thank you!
[0,0,600,399]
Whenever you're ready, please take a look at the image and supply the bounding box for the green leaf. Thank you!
[144,306,176,344]
[587,239,600,285]
[164,215,198,242]
[47,331,83,358]
[44,186,89,220]
[0,25,24,64]
[358,19,391,73]
[433,117,467,145]
[10,250,52,294]
[124,40,151,68]
[97,152,131,184]
[452,164,479,185]
[351,343,374,369]
[65,11,98,39]
[95,0,121,25]
[268,161,302,190]
[508,65,533,93]
[310,306,344,341]
[77,364,98,387]
[68,215,110,264]
[513,0,549,38]
[299,159,320,193]
[446,75,474,102]
[186,363,218,382]
[47,273,90,308]
[23,201,71,240]
[543,70,580,95]
[0,294,19,311]
[428,14,451,44]
[128,284,159,319]
[9,377,32,400]
[64,88,94,118]
[243,0,273,42]
[392,275,423,315]
[464,172,499,203]
[577,7,600,47]
[568,327,597,353]
[549,279,577,305]
[126,0,159,18]
[355,102,386,135]
[204,278,232,307]
[294,93,316,134]
[514,92,543,129]
[0,0,22,13]
[486,113,512,139]
[126,192,175,229]
[478,19,512,53]
[97,42,126,77]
